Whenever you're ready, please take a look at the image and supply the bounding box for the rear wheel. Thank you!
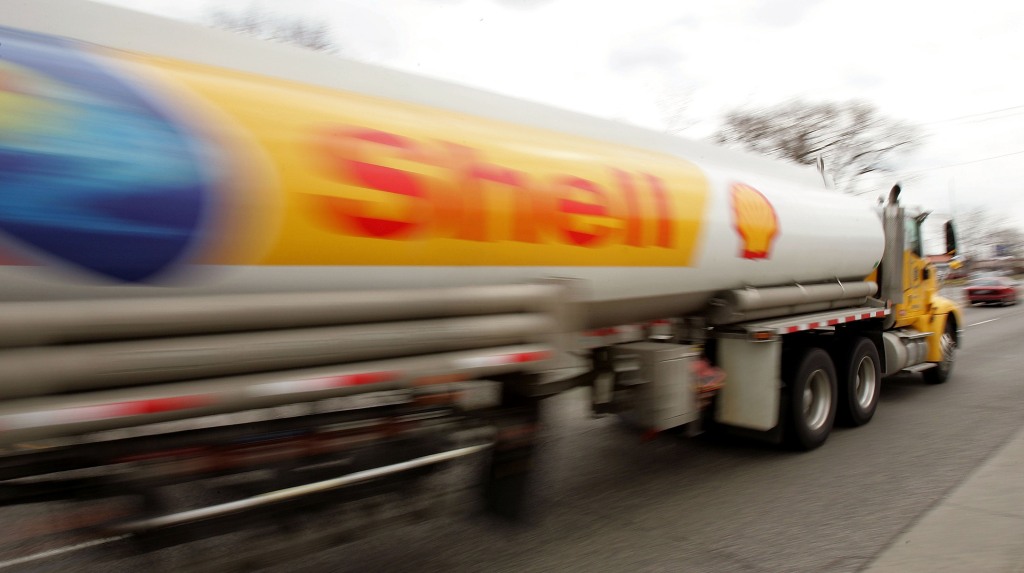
[923,319,956,385]
[783,347,837,451]
[834,338,881,427]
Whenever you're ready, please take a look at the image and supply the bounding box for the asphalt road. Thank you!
[287,296,1024,573]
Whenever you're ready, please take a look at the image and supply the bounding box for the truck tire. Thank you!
[923,319,957,385]
[783,347,837,451]
[834,338,880,427]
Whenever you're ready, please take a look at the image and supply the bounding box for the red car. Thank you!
[965,277,1018,306]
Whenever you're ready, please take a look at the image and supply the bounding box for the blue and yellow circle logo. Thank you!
[0,27,214,282]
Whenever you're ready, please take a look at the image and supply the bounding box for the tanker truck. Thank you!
[0,1,962,568]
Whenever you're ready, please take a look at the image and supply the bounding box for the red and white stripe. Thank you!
[779,309,888,334]
[0,394,217,431]
[250,371,398,397]
[0,349,551,433]
[453,350,551,369]
[580,323,649,348]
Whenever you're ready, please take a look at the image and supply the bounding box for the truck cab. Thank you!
[879,185,962,384]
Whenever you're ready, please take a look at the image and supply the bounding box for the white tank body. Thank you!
[0,1,884,328]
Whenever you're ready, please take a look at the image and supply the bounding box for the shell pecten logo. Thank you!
[730,183,779,260]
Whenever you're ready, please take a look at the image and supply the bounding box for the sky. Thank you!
[96,0,1024,244]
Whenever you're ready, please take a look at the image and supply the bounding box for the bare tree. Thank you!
[955,207,1023,261]
[713,100,922,194]
[657,92,697,135]
[209,4,336,53]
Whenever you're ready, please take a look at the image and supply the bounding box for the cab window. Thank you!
[905,218,922,257]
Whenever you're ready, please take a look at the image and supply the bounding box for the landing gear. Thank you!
[482,381,541,520]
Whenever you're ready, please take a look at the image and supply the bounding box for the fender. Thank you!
[923,295,963,362]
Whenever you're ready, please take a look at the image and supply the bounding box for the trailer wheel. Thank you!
[923,319,957,385]
[784,347,837,451]
[835,338,881,427]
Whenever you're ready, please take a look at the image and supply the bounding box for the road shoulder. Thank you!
[864,424,1024,572]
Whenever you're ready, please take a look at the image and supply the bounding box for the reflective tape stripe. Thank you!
[0,394,215,430]
[583,324,650,338]
[109,395,215,416]
[774,309,888,335]
[0,347,551,433]
[512,350,551,363]
[250,371,398,396]
[454,350,551,369]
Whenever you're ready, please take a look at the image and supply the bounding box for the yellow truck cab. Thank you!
[878,185,962,384]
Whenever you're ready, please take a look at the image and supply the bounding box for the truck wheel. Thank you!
[923,320,956,385]
[784,347,837,451]
[834,338,880,427]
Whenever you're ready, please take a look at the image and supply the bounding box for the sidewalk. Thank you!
[864,425,1024,572]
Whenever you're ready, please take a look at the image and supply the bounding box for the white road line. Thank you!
[966,308,1024,328]
[968,318,1000,327]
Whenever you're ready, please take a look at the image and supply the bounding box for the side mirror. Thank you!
[945,220,957,255]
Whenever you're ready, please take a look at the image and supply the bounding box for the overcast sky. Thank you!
[97,0,1024,237]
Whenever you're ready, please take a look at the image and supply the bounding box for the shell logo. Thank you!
[0,32,215,282]
[730,183,779,260]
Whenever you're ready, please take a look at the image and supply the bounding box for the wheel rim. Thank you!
[802,369,831,431]
[937,332,956,376]
[854,355,877,410]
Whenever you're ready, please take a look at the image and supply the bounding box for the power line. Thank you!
[936,148,1024,169]
[923,104,1024,125]
[863,148,1024,179]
